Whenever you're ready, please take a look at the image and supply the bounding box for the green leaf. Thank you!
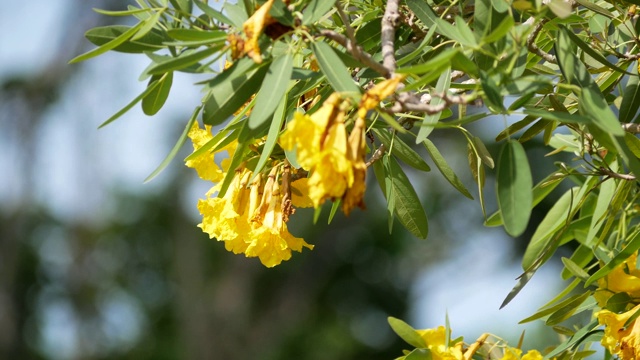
[522,180,593,271]
[142,71,173,115]
[405,349,432,360]
[144,106,200,183]
[374,130,431,172]
[416,68,451,144]
[302,0,337,25]
[479,71,504,112]
[625,132,640,158]
[423,139,473,199]
[561,257,589,280]
[546,292,593,326]
[93,7,156,16]
[203,60,270,125]
[132,8,164,41]
[217,142,249,198]
[194,0,234,25]
[496,140,533,237]
[620,63,640,123]
[70,21,146,63]
[605,292,633,313]
[248,53,293,129]
[482,15,514,43]
[545,320,599,358]
[147,45,221,75]
[586,230,640,286]
[562,28,630,75]
[253,95,287,176]
[406,0,438,27]
[522,108,591,125]
[387,157,429,239]
[98,78,163,128]
[387,317,427,348]
[312,42,359,93]
[584,176,616,246]
[85,25,167,53]
[396,49,459,75]
[485,171,561,227]
[166,29,227,41]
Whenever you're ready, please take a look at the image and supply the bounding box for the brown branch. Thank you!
[526,18,557,63]
[318,30,390,78]
[623,123,640,133]
[365,144,386,167]
[382,0,401,75]
[600,167,636,181]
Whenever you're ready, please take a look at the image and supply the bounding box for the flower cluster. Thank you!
[395,323,544,360]
[595,252,640,359]
[186,123,312,267]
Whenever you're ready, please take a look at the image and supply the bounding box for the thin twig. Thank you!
[600,167,637,181]
[526,18,557,63]
[318,30,390,77]
[336,4,356,47]
[366,144,386,167]
[623,123,640,133]
[382,0,401,75]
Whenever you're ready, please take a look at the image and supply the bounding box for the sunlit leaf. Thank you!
[496,140,533,237]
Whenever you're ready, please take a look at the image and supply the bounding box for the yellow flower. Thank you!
[357,75,404,119]
[185,123,236,183]
[499,347,543,360]
[197,170,255,254]
[596,252,640,306]
[597,303,640,359]
[246,171,313,267]
[521,350,543,360]
[242,0,276,63]
[416,326,464,360]
[280,93,367,213]
[290,178,313,208]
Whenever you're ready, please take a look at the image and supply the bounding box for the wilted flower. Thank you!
[241,0,276,63]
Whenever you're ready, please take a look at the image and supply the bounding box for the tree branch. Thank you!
[526,18,557,64]
[623,123,640,133]
[365,144,386,168]
[381,0,401,75]
[318,30,390,78]
[600,167,637,181]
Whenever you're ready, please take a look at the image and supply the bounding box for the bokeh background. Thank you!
[1,1,575,359]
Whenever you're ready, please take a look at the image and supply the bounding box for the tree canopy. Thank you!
[71,0,640,358]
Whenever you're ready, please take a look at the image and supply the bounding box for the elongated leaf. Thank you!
[145,106,200,183]
[545,320,599,358]
[374,129,431,172]
[416,68,451,143]
[194,0,234,25]
[167,29,227,41]
[132,8,164,40]
[522,183,589,270]
[620,63,640,123]
[405,349,432,360]
[388,157,429,239]
[253,95,287,175]
[387,317,427,348]
[203,61,270,125]
[496,140,533,237]
[217,142,249,198]
[312,42,359,93]
[302,0,336,25]
[85,25,167,53]
[93,7,155,16]
[423,139,473,199]
[485,172,562,226]
[142,71,173,115]
[396,48,458,75]
[561,257,590,280]
[563,27,629,75]
[483,15,514,43]
[406,0,438,27]
[70,21,145,63]
[556,26,623,136]
[523,108,591,125]
[98,79,163,128]
[520,292,590,324]
[586,230,640,286]
[147,45,221,75]
[546,292,593,326]
[248,53,293,129]
[584,175,616,246]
